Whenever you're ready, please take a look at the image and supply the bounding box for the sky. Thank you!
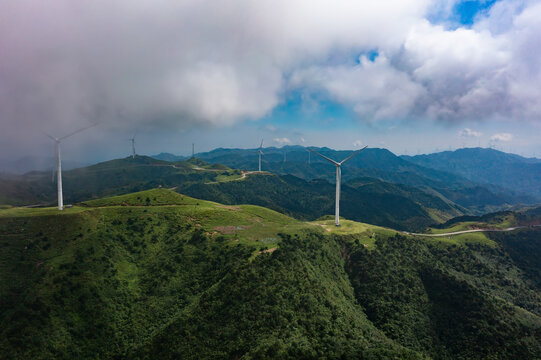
[1,0,541,162]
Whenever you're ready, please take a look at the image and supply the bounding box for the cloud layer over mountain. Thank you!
[1,0,540,143]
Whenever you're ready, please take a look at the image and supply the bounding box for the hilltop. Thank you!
[0,188,540,359]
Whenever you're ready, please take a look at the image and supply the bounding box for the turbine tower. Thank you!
[308,146,367,226]
[129,133,136,158]
[44,123,98,211]
[258,139,264,172]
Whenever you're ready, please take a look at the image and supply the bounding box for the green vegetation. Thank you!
[181,174,457,231]
[0,188,540,359]
[0,156,470,231]
[345,234,541,359]
[309,219,397,249]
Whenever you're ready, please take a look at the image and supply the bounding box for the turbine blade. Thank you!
[52,143,58,182]
[259,139,263,149]
[339,146,367,165]
[42,130,57,141]
[59,122,99,140]
[308,148,339,165]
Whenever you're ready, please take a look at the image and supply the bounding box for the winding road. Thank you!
[404,225,541,237]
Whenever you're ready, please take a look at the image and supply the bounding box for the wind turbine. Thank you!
[44,123,98,210]
[308,146,367,226]
[129,133,136,158]
[257,139,264,172]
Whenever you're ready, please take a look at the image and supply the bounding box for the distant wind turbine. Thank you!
[308,146,367,226]
[129,133,136,158]
[258,139,264,172]
[43,123,98,210]
[192,143,195,158]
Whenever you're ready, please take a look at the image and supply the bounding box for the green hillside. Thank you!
[0,189,540,359]
[0,156,467,231]
[174,146,538,210]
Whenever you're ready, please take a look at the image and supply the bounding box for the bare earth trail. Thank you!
[405,225,541,237]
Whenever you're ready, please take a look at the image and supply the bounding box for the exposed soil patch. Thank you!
[214,225,240,234]
[215,205,241,211]
[214,225,251,234]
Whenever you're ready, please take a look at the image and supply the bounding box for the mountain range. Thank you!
[155,146,540,210]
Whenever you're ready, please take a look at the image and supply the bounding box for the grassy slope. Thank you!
[1,188,540,359]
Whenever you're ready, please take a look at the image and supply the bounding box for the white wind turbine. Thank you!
[129,133,136,158]
[308,146,367,226]
[257,139,264,172]
[44,123,98,210]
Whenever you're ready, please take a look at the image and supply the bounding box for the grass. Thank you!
[0,189,316,257]
[0,205,89,217]
[213,173,243,182]
[309,219,398,249]
[426,221,479,234]
[414,231,496,247]
[1,188,509,254]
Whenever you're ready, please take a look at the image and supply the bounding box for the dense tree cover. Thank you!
[345,234,541,359]
[1,194,540,359]
[491,228,541,289]
[134,233,420,359]
[0,208,253,359]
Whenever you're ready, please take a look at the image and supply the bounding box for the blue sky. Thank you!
[1,0,541,162]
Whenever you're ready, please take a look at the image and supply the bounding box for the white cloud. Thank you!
[459,128,482,138]
[2,0,541,156]
[490,133,514,142]
[273,137,292,146]
[353,139,363,147]
[291,55,426,120]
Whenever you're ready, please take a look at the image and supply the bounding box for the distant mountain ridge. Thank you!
[402,148,541,198]
[154,146,539,212]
